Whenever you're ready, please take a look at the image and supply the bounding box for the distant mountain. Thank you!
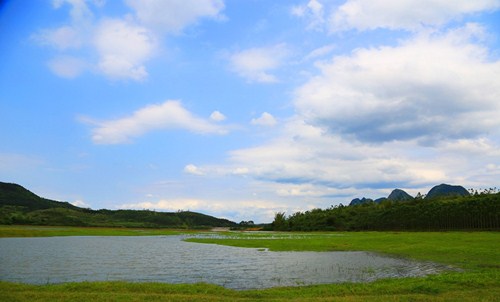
[425,184,470,200]
[387,189,413,201]
[349,184,474,207]
[350,189,412,206]
[349,197,373,206]
[0,181,236,228]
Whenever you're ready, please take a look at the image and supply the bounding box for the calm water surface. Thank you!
[0,236,447,289]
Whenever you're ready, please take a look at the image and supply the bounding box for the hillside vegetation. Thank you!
[0,182,236,229]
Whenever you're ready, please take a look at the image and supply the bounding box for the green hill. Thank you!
[0,182,80,211]
[0,182,236,228]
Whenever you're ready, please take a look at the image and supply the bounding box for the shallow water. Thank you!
[0,236,446,289]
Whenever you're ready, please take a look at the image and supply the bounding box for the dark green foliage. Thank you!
[0,182,236,228]
[272,192,500,231]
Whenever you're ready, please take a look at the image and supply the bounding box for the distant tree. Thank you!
[272,212,288,231]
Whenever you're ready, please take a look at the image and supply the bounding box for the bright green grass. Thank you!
[1,227,499,301]
[185,231,500,270]
[0,225,191,237]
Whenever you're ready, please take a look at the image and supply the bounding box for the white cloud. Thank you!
[251,112,277,127]
[85,100,227,144]
[210,110,226,122]
[295,25,500,144]
[32,0,94,51]
[119,197,301,223]
[190,109,500,207]
[52,0,95,25]
[128,120,500,222]
[188,24,500,201]
[184,164,205,176]
[291,0,326,31]
[331,0,500,32]
[227,122,440,188]
[35,0,225,80]
[94,18,157,81]
[304,44,336,61]
[33,26,82,50]
[192,117,447,190]
[125,0,225,34]
[47,56,87,78]
[440,138,500,157]
[229,44,289,83]
[71,199,90,208]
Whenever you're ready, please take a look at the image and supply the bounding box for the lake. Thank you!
[0,235,447,289]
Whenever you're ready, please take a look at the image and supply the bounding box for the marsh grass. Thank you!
[1,227,499,301]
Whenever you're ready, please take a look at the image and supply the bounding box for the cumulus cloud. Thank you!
[84,100,227,144]
[331,0,500,32]
[94,18,157,80]
[295,25,500,144]
[251,112,277,127]
[196,23,500,200]
[229,44,289,83]
[227,121,445,188]
[191,117,450,191]
[125,0,225,34]
[210,110,226,122]
[34,0,226,80]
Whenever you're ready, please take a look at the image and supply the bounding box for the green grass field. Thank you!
[1,226,499,301]
[0,225,190,237]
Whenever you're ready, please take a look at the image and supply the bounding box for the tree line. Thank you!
[270,192,500,231]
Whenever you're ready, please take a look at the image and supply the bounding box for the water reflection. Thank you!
[0,236,448,289]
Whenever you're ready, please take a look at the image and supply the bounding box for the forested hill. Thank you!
[0,182,236,228]
[0,182,81,211]
[271,185,500,231]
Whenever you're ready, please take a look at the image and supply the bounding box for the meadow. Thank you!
[0,225,188,237]
[0,226,499,301]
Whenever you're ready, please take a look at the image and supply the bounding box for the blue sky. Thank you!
[1,0,500,223]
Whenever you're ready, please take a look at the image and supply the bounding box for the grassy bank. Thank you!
[1,276,499,302]
[0,225,191,237]
[1,227,499,301]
